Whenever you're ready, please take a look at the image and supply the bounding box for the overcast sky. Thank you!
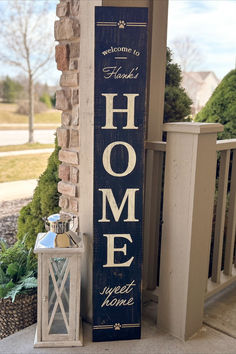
[167,0,236,79]
[0,1,235,84]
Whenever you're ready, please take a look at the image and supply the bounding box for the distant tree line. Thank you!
[0,76,23,103]
[0,76,56,110]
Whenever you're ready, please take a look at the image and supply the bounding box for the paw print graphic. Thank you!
[114,323,122,330]
[117,20,126,29]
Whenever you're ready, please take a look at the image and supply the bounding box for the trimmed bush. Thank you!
[196,69,236,139]
[17,139,60,249]
[164,48,192,123]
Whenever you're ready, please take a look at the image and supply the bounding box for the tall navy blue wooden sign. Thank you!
[93,7,148,342]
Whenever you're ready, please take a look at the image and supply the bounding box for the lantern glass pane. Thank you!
[48,257,70,335]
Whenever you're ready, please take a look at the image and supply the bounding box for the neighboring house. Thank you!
[182,71,220,116]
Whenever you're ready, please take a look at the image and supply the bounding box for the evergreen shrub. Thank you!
[196,69,236,139]
[164,48,192,123]
[17,138,60,249]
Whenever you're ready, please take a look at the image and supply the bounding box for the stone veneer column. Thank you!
[54,0,80,220]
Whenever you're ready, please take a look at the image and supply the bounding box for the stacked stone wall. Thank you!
[55,0,80,218]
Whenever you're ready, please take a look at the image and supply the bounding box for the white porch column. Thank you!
[143,0,169,291]
[79,0,102,322]
[158,122,223,340]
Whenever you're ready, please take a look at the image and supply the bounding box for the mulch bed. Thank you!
[0,198,31,245]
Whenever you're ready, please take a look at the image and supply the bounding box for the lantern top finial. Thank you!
[48,213,60,222]
[34,213,83,253]
[48,213,71,223]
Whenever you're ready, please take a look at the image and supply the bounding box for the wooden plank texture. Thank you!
[216,139,236,151]
[145,141,166,152]
[93,6,148,341]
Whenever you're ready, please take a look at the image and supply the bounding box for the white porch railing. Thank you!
[144,138,236,303]
[143,123,236,340]
[206,139,236,298]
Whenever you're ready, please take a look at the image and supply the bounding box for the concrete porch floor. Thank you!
[1,283,236,354]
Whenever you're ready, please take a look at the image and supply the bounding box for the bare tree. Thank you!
[0,0,55,143]
[171,36,204,72]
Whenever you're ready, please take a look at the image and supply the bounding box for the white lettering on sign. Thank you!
[101,46,140,57]
[102,46,132,55]
[98,188,139,222]
[103,234,134,268]
[101,93,139,129]
[98,92,141,268]
[102,141,136,177]
[99,280,136,307]
[103,66,139,80]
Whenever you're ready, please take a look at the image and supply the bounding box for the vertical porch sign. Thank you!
[93,6,148,342]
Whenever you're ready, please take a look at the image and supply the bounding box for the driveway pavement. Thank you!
[0,148,54,157]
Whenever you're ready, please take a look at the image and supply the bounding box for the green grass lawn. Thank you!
[35,111,61,124]
[0,103,61,125]
[0,143,54,152]
[0,153,51,182]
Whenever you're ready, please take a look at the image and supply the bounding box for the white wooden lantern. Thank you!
[34,214,84,348]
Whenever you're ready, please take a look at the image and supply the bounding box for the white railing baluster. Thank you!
[143,142,166,292]
[144,139,236,316]
[207,143,236,298]
[224,149,236,276]
[211,150,230,283]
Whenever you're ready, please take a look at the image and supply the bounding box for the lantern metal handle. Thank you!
[42,215,77,233]
[42,217,50,231]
